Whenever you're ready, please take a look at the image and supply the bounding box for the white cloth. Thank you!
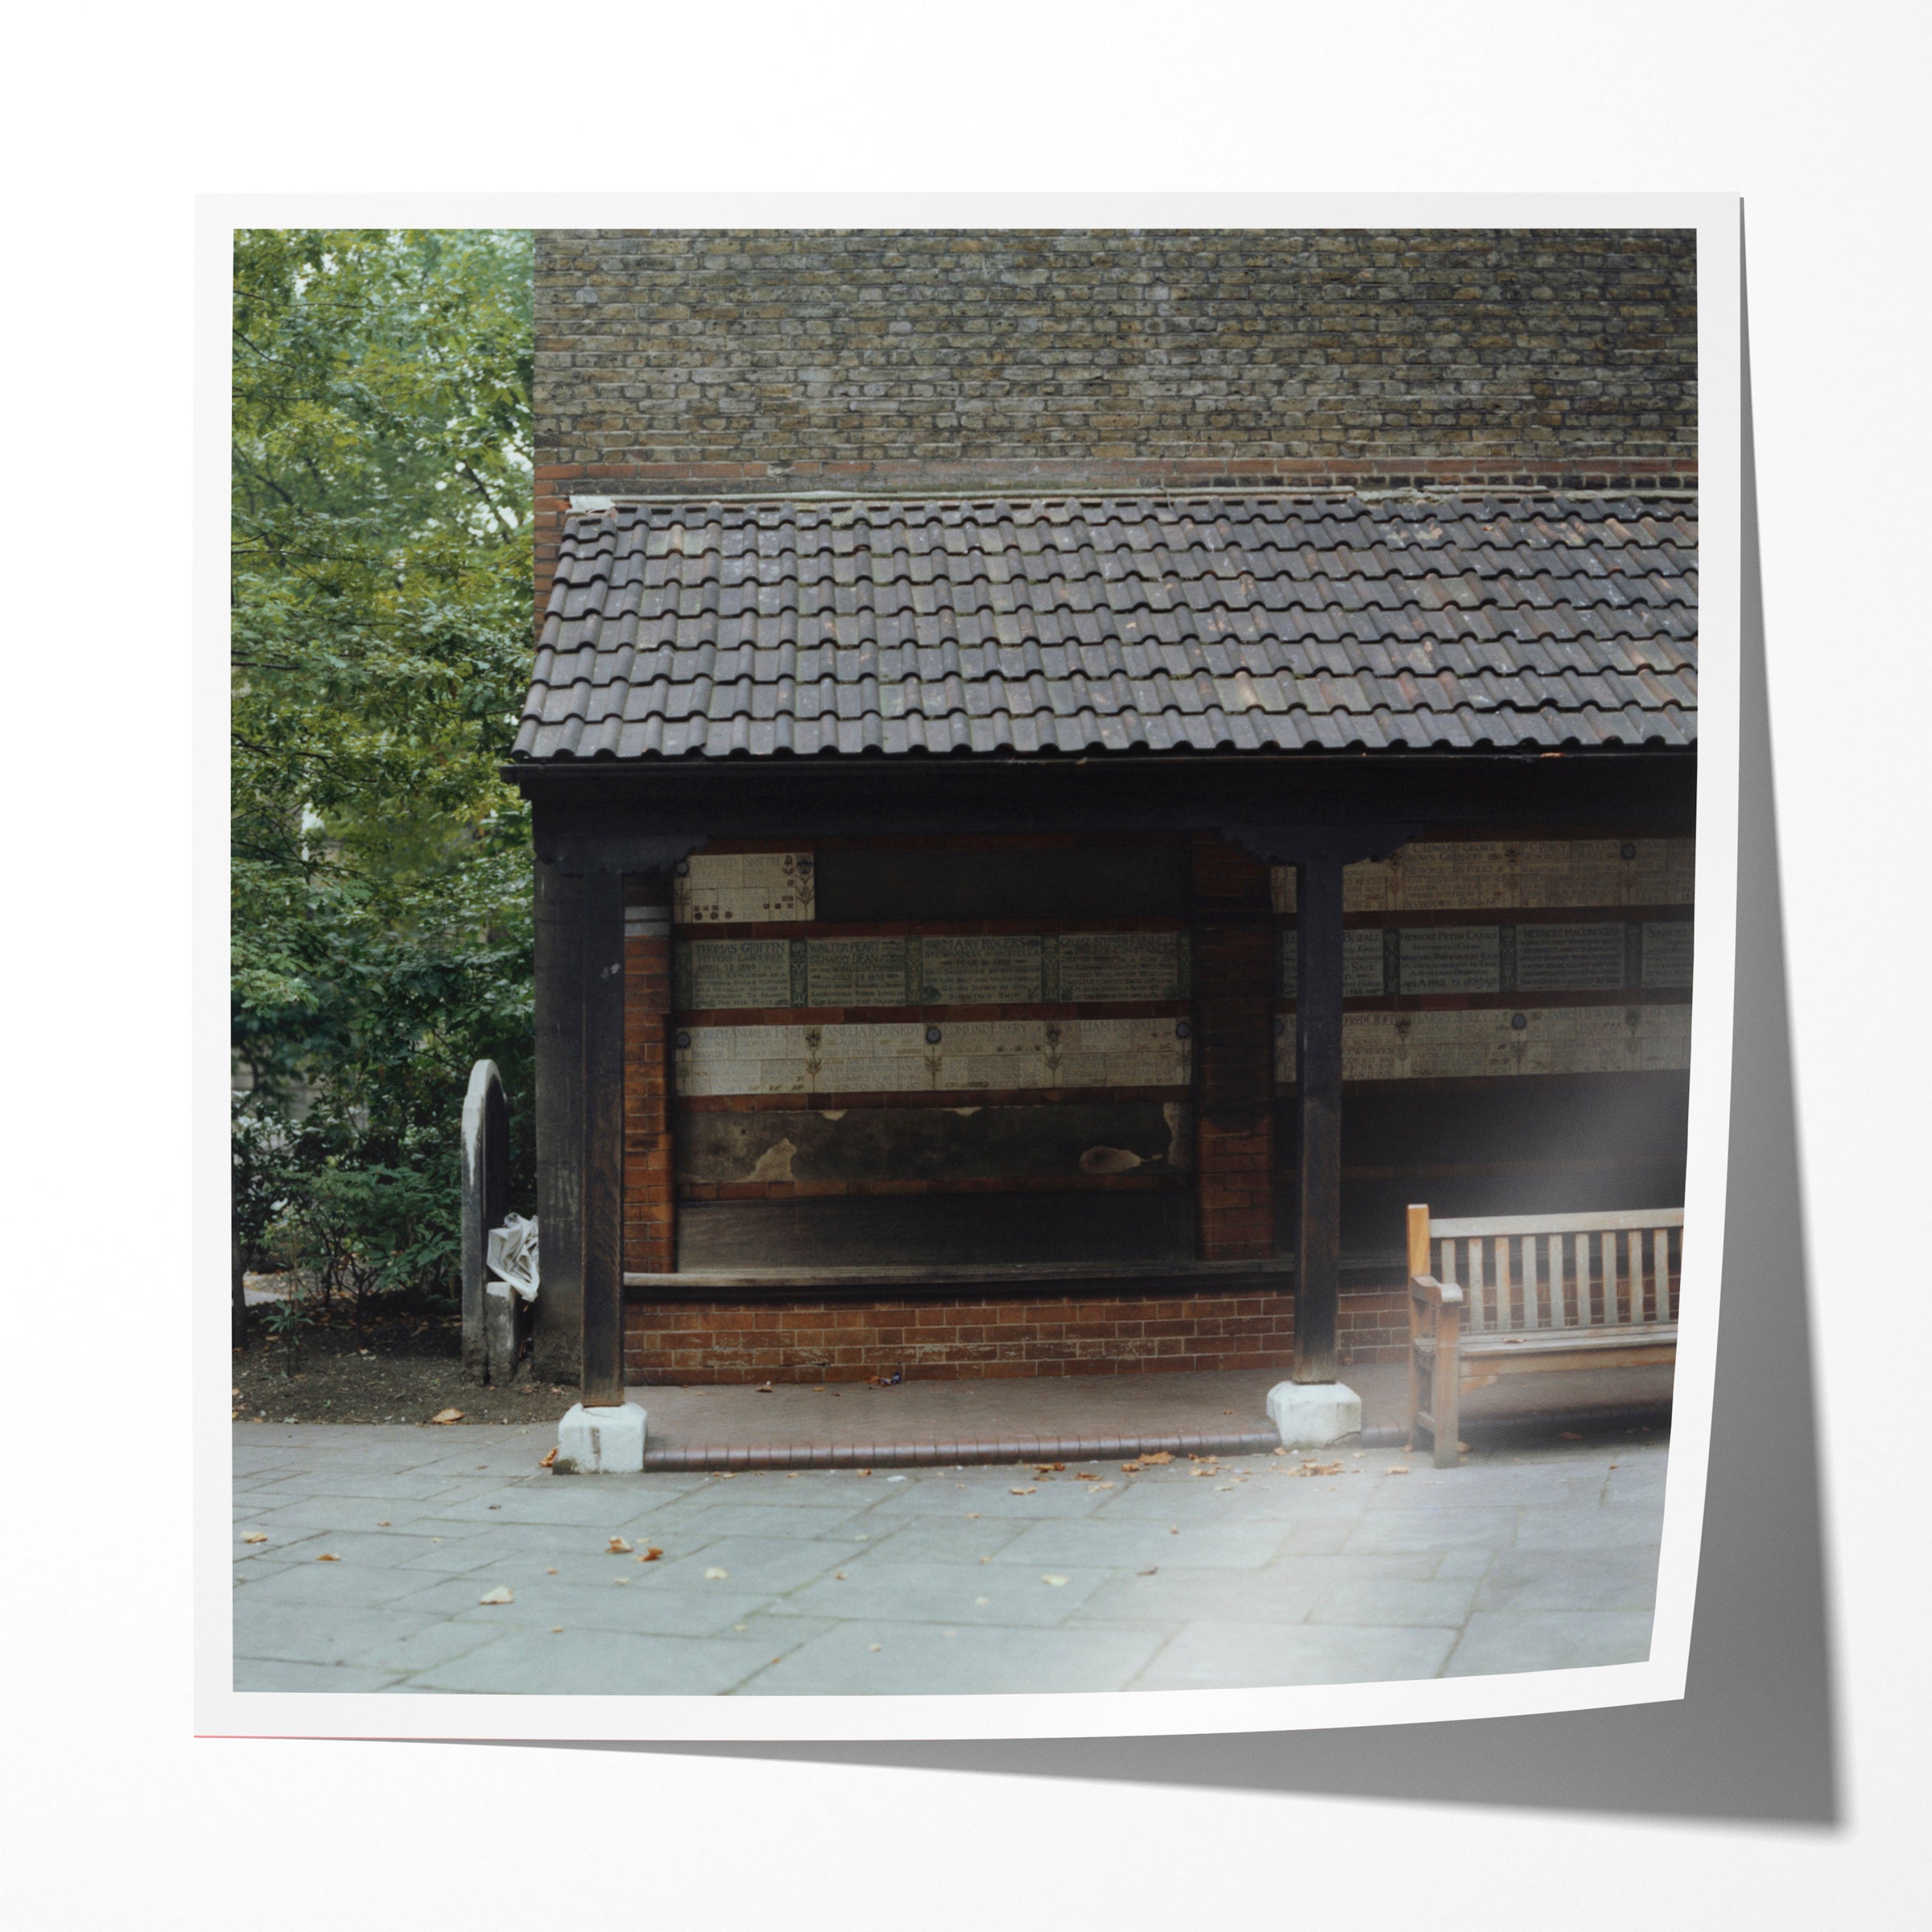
[485,1214,540,1302]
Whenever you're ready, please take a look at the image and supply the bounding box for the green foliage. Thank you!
[232,229,535,1296]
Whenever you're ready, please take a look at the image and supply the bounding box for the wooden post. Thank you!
[531,854,628,1402]
[531,856,584,1386]
[580,867,628,1407]
[1293,855,1345,1383]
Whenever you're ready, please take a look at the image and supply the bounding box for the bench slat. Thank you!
[1429,1208,1684,1238]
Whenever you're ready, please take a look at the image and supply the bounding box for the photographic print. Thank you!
[213,199,1737,1738]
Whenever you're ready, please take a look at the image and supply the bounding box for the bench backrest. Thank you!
[1407,1206,1682,1337]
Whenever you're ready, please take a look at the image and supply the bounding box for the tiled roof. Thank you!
[512,494,1696,761]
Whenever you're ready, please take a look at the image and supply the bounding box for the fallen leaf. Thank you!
[835,1571,850,1581]
[1034,1463,1066,1474]
[375,1520,391,1528]
[635,1547,663,1563]
[1042,1575,1070,1587]
[1191,1467,1212,1478]
[975,1596,989,1606]
[868,1643,883,1652]
[241,1533,267,1545]
[1388,1466,1411,1476]
[539,1447,559,1469]
[546,1567,558,1575]
[478,1586,514,1605]
[964,1512,980,1520]
[315,1553,340,1563]
[719,1472,736,1480]
[1090,1480,1115,1490]
[703,1567,729,1580]
[1075,1472,1100,1481]
[1141,1451,1173,1465]
[606,1536,634,1554]
[1121,1462,1141,1472]
[1009,1485,1037,1496]
[1273,1447,1287,1455]
[430,1408,464,1426]
[756,1383,774,1393]
[1559,1431,1583,1442]
[1137,1566,1158,1576]
[1168,1525,1179,1534]
[612,1577,630,1587]
[856,1468,873,1478]
[980,1555,992,1564]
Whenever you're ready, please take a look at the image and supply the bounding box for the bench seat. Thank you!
[1407,1203,1682,1465]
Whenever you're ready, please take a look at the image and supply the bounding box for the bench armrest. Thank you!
[1410,1274,1463,1309]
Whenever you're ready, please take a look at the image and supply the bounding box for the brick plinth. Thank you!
[621,1277,1410,1384]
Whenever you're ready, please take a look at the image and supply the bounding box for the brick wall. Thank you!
[621,910,675,1274]
[622,1278,1409,1384]
[535,226,1696,612]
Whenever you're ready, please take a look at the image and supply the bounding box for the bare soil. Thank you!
[231,1305,569,1427]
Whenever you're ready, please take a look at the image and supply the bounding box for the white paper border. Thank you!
[198,190,1740,1744]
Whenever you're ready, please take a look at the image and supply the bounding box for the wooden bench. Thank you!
[1406,1204,1682,1467]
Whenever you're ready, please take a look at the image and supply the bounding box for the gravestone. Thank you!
[460,1059,511,1384]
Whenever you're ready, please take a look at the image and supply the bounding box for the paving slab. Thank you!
[229,1425,1670,1696]
[1444,1610,1657,1675]
[748,1620,1170,1696]
[1132,1620,1459,1690]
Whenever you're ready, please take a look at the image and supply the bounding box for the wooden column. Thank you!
[1293,854,1345,1383]
[580,867,628,1407]
[530,855,582,1386]
[530,855,627,1402]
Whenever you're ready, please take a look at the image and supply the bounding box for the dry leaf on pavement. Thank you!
[241,1533,267,1545]
[1042,1575,1069,1587]
[430,1408,464,1426]
[1388,1466,1410,1476]
[315,1553,340,1563]
[539,1447,558,1468]
[606,1536,634,1554]
[703,1567,729,1580]
[477,1587,514,1605]
[1009,1485,1037,1496]
[1141,1451,1173,1465]
[636,1547,663,1563]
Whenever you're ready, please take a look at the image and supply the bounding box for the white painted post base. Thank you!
[1265,1381,1362,1449]
[554,1402,648,1475]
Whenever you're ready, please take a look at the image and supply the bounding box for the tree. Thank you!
[231,229,535,1315]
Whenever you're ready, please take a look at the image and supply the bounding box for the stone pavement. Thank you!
[232,1423,1666,1695]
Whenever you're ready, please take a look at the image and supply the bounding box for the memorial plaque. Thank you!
[1515,840,1627,908]
[683,939,792,1009]
[1278,928,1387,999]
[1278,1003,1691,1084]
[1514,923,1629,991]
[1393,844,1516,911]
[1398,926,1501,995]
[918,935,1043,1004]
[1641,922,1695,988]
[1056,931,1184,1001]
[675,852,815,925]
[807,936,912,1006]
[1629,840,1697,906]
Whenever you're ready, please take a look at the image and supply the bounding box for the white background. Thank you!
[4,3,1925,1925]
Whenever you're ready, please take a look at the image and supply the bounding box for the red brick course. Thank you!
[623,1279,1409,1383]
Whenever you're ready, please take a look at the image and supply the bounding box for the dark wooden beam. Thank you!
[1294,855,1346,1384]
[531,856,584,1386]
[579,867,628,1406]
